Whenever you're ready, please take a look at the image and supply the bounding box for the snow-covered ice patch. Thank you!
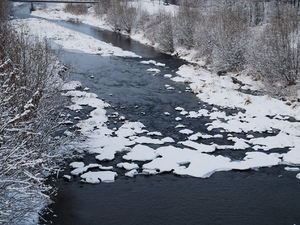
[81,171,117,183]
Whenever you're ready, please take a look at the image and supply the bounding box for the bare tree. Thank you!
[0,21,68,225]
[64,3,88,15]
[248,2,300,94]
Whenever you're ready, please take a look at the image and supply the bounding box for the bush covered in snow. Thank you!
[0,13,69,225]
[64,3,88,15]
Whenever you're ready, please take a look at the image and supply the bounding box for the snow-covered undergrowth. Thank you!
[0,25,71,223]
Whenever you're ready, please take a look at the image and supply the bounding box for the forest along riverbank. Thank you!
[10,3,300,225]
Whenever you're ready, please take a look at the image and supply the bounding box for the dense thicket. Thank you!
[0,1,68,224]
[94,0,300,97]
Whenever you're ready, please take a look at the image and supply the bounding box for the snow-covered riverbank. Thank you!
[12,3,300,184]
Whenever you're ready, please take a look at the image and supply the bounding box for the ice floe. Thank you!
[81,171,117,183]
[123,145,158,161]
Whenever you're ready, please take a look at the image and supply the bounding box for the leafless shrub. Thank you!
[209,6,249,71]
[105,0,137,33]
[0,22,68,224]
[94,0,111,17]
[64,3,88,15]
[144,11,174,53]
[0,0,9,21]
[247,3,300,95]
[173,4,197,49]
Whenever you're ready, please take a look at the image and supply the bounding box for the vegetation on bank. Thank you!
[0,1,69,224]
[91,0,300,97]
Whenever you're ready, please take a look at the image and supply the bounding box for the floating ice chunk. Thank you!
[125,169,138,177]
[118,122,146,134]
[179,129,194,135]
[134,136,164,145]
[188,133,213,141]
[231,152,282,170]
[175,117,182,121]
[143,146,231,177]
[147,68,161,74]
[179,141,216,152]
[175,107,185,111]
[166,86,175,90]
[123,144,158,161]
[81,171,117,183]
[296,173,300,180]
[283,146,300,165]
[142,169,158,175]
[175,124,185,129]
[180,111,188,116]
[95,151,117,161]
[117,162,139,170]
[115,128,136,138]
[249,132,296,150]
[162,137,175,143]
[69,162,84,169]
[140,60,165,67]
[147,131,162,136]
[214,134,223,138]
[63,175,72,181]
[71,163,106,176]
[98,165,114,170]
[115,122,146,137]
[71,166,88,175]
[284,167,300,172]
[62,81,82,91]
[164,74,173,78]
[164,112,171,116]
[187,109,210,118]
[119,116,126,121]
[225,137,250,150]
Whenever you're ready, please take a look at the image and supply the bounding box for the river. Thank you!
[12,4,300,225]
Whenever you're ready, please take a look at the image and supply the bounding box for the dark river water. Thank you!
[12,4,300,225]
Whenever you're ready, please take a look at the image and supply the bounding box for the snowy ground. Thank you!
[12,3,300,184]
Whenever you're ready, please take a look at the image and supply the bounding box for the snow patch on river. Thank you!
[63,79,300,184]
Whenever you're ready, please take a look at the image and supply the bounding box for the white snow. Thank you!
[62,81,82,91]
[179,129,194,135]
[125,169,139,177]
[179,141,216,153]
[284,167,300,172]
[81,171,117,183]
[140,60,165,67]
[123,145,158,161]
[69,161,84,169]
[147,68,161,74]
[175,107,185,111]
[147,131,162,136]
[12,18,140,58]
[175,124,185,129]
[117,162,139,170]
